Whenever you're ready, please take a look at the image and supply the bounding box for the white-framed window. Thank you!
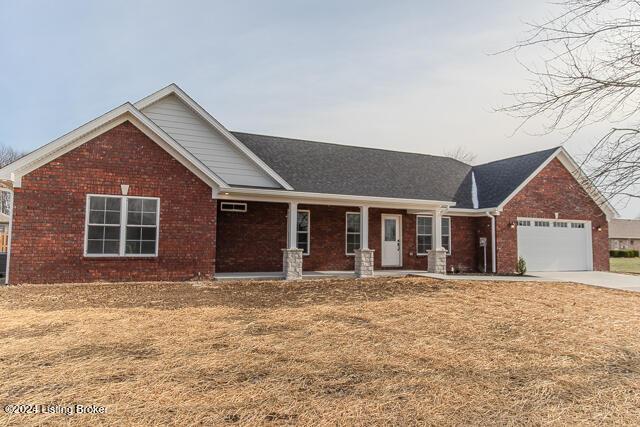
[297,210,310,255]
[345,212,361,255]
[416,216,451,255]
[85,195,159,257]
[518,220,531,226]
[220,202,247,212]
[553,221,568,228]
[571,222,585,229]
[534,221,550,227]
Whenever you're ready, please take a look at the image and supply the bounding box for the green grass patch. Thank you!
[610,257,640,274]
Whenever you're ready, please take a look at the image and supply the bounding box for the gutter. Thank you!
[218,187,457,210]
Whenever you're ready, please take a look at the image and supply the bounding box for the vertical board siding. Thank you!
[142,95,279,188]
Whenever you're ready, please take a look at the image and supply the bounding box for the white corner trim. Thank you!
[134,84,294,190]
[495,147,617,220]
[0,102,228,190]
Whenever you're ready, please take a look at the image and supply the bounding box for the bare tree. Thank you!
[444,146,477,164]
[0,144,24,168]
[0,143,24,214]
[500,0,640,202]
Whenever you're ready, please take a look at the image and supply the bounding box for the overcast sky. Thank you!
[1,0,637,217]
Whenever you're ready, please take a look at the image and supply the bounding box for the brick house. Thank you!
[609,219,640,251]
[0,84,617,284]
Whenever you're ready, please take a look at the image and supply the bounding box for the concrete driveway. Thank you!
[530,271,640,292]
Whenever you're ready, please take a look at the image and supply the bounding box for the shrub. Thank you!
[610,249,639,258]
[516,256,527,275]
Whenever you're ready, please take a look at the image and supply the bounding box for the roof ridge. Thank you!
[473,146,561,169]
[231,131,472,167]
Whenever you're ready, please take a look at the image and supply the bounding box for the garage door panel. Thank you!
[517,220,592,271]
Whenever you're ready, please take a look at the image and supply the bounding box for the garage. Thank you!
[516,218,593,271]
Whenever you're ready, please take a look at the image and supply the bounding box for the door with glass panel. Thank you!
[381,215,401,266]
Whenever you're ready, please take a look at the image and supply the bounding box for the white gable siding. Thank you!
[141,95,279,188]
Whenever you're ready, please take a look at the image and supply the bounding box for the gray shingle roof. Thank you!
[232,131,558,209]
[472,147,559,208]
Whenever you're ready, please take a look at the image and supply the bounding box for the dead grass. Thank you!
[0,276,639,426]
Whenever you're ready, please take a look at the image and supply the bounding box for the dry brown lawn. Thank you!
[0,276,639,426]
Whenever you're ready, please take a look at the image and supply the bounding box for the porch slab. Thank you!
[215,270,429,281]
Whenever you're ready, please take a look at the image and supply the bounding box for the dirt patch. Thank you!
[0,276,452,311]
[0,276,639,425]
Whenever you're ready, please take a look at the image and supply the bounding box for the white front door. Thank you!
[517,219,593,271]
[381,215,402,266]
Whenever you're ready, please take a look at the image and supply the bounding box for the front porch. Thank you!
[215,191,496,279]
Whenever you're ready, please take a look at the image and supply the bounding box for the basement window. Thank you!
[220,202,247,212]
[85,195,159,257]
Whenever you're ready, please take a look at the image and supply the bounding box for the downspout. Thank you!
[485,212,496,273]
[2,188,13,285]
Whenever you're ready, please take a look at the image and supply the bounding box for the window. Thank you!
[416,216,451,255]
[346,212,361,255]
[85,195,159,257]
[518,220,530,227]
[534,221,550,227]
[297,210,310,255]
[553,221,568,228]
[220,202,247,212]
[571,222,585,229]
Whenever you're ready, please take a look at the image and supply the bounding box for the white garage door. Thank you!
[517,219,593,271]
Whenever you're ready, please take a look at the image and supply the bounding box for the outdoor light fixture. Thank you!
[597,226,602,232]
[510,222,516,229]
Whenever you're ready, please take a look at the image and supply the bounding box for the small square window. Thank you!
[220,202,247,212]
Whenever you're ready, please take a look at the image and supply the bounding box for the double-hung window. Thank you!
[297,210,310,255]
[416,216,451,255]
[346,212,361,255]
[85,195,159,257]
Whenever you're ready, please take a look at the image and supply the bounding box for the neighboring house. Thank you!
[609,219,640,251]
[0,84,616,284]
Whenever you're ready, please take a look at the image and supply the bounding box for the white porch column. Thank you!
[355,205,374,278]
[427,208,447,274]
[432,209,443,250]
[360,205,369,249]
[287,201,298,249]
[283,201,303,280]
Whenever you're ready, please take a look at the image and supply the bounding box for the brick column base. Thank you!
[354,249,375,278]
[282,248,304,280]
[427,248,447,274]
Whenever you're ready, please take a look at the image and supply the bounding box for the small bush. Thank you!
[610,249,639,258]
[516,256,527,275]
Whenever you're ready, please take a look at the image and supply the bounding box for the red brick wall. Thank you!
[10,121,216,284]
[215,203,481,273]
[495,158,609,273]
[216,201,287,272]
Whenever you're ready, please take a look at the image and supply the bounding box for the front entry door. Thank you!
[381,215,402,266]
